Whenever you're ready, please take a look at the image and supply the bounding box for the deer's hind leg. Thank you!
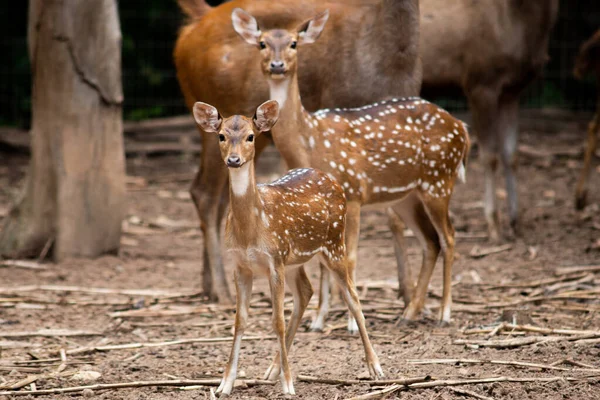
[393,195,441,321]
[322,251,383,379]
[420,195,456,324]
[264,265,313,381]
[575,113,599,210]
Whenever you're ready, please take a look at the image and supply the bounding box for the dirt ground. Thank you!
[0,121,599,400]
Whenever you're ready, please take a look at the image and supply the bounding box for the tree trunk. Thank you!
[0,0,126,260]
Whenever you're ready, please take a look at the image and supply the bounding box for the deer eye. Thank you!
[247,134,254,142]
[219,134,225,142]
[259,41,266,49]
[290,41,297,49]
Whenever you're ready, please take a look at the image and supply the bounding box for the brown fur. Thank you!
[192,101,383,395]
[236,10,470,323]
[420,0,559,240]
[173,0,421,303]
[574,29,600,210]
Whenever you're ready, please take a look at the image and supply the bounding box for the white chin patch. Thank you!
[229,163,250,197]
[268,79,290,109]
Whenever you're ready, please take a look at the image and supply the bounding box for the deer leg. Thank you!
[343,202,361,333]
[387,207,412,304]
[310,263,330,331]
[216,266,252,395]
[499,98,520,237]
[469,89,502,242]
[268,263,294,395]
[265,266,313,381]
[190,142,232,304]
[575,114,599,210]
[421,198,455,324]
[325,255,383,379]
[393,196,440,321]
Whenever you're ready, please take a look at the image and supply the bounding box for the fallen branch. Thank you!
[555,265,600,276]
[483,272,589,289]
[462,323,600,337]
[64,335,276,355]
[0,285,198,298]
[406,358,600,373]
[297,375,431,386]
[0,378,274,396]
[343,375,590,400]
[345,383,402,400]
[469,244,512,258]
[0,260,48,271]
[0,329,102,338]
[454,332,600,348]
[448,387,495,400]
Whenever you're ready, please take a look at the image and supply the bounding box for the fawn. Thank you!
[232,8,471,326]
[192,100,383,395]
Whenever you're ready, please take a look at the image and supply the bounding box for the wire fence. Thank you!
[1,0,599,130]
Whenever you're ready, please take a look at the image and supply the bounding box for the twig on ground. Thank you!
[0,285,198,298]
[455,332,600,348]
[342,375,590,400]
[37,237,54,263]
[469,244,512,258]
[448,387,495,400]
[483,272,589,289]
[406,358,600,372]
[297,375,431,386]
[462,323,600,337]
[554,265,600,275]
[0,329,102,338]
[0,378,275,396]
[63,335,276,355]
[344,384,402,400]
[0,260,48,271]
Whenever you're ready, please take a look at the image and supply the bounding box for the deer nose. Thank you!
[269,60,285,73]
[227,154,242,168]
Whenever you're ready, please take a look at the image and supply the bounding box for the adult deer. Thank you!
[174,0,421,303]
[574,29,600,210]
[233,8,470,324]
[192,100,383,395]
[419,0,559,241]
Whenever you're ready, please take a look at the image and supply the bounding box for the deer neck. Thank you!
[227,162,262,231]
[267,73,313,169]
[365,0,419,68]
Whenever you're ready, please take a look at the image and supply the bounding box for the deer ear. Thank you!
[253,100,279,132]
[297,9,329,45]
[232,8,261,46]
[193,102,222,133]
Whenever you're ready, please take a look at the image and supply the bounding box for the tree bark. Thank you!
[0,0,126,260]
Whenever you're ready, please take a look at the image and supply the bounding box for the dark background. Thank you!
[1,0,599,129]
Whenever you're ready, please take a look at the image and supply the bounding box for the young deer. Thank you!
[232,9,471,325]
[192,100,383,396]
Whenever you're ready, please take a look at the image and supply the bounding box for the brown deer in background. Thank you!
[574,29,600,210]
[419,0,559,241]
[233,8,470,324]
[174,0,421,304]
[192,99,383,395]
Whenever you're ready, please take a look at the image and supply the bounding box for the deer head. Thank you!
[232,8,329,80]
[193,100,280,168]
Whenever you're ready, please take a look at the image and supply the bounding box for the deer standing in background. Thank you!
[574,29,600,210]
[174,0,421,304]
[419,0,559,241]
[192,100,383,395]
[233,9,470,324]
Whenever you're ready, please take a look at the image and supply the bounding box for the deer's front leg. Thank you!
[268,263,295,395]
[217,266,253,395]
